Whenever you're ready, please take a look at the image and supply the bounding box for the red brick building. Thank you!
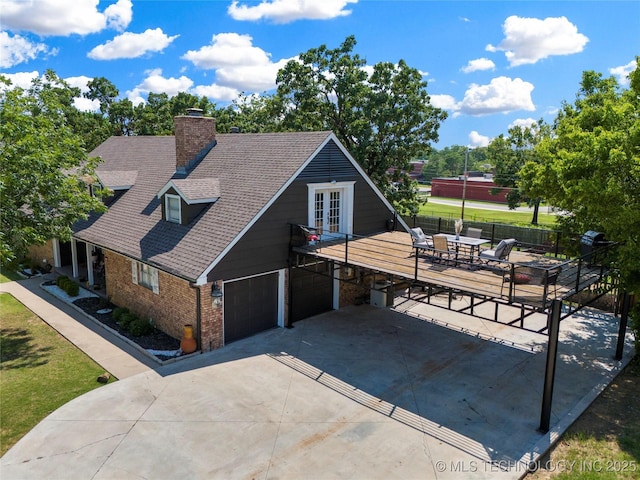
[430,177,511,203]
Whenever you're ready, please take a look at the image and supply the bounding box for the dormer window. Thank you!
[157,178,221,225]
[165,194,181,223]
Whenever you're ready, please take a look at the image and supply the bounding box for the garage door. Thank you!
[224,273,278,344]
[291,261,333,322]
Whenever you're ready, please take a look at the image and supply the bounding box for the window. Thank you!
[165,194,181,223]
[308,182,354,238]
[90,183,103,198]
[131,261,159,294]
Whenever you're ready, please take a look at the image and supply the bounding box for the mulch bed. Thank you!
[72,296,181,357]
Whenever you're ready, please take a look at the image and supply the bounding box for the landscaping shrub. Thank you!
[55,276,79,297]
[128,317,153,337]
[118,312,138,330]
[112,307,129,323]
[64,280,79,297]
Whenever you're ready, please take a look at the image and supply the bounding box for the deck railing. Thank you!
[289,224,618,308]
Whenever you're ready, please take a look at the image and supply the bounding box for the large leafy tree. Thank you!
[0,71,106,265]
[274,36,447,214]
[487,121,549,224]
[520,59,640,292]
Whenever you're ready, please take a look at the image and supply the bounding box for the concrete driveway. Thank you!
[1,281,635,480]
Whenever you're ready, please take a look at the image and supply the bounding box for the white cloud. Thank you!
[0,31,53,68]
[182,33,296,93]
[215,58,292,92]
[610,60,636,87]
[183,33,271,69]
[88,28,179,60]
[64,75,101,111]
[126,69,194,103]
[228,0,357,23]
[1,71,40,89]
[191,84,240,102]
[104,0,133,31]
[429,94,458,111]
[459,76,535,116]
[509,118,537,130]
[65,75,93,91]
[1,0,132,36]
[461,58,495,74]
[468,131,491,148]
[486,16,588,67]
[73,96,101,112]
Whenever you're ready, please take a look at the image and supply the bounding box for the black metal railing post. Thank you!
[344,233,349,264]
[615,292,632,360]
[575,257,582,293]
[539,298,562,433]
[542,268,550,305]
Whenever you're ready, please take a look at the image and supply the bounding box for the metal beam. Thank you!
[539,299,562,433]
[615,292,631,360]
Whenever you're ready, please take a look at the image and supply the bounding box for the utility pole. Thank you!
[461,147,470,219]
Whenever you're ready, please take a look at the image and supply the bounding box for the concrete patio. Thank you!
[1,277,634,480]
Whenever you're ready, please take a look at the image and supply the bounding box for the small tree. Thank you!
[487,122,548,225]
[0,71,105,266]
[520,59,640,292]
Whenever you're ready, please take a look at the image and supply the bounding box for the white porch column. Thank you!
[85,242,94,286]
[52,238,61,268]
[71,239,79,279]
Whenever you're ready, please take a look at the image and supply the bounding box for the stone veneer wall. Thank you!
[339,267,373,306]
[105,250,223,351]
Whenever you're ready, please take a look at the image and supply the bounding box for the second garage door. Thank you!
[224,273,279,344]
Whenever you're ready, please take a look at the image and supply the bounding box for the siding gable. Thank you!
[296,140,357,182]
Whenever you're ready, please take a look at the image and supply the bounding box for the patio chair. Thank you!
[466,227,482,239]
[410,227,433,255]
[479,238,517,264]
[431,234,455,264]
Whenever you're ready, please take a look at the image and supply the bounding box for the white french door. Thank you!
[308,182,354,239]
[314,189,341,235]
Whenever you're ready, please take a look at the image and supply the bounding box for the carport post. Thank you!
[539,299,562,433]
[615,292,631,360]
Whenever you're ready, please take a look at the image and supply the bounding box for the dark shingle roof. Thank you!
[96,170,138,190]
[75,131,333,281]
[160,178,221,204]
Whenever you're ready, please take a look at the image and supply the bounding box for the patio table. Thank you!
[442,234,490,264]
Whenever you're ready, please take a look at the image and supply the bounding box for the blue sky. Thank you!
[1,0,638,148]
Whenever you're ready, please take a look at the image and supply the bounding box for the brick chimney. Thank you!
[174,108,216,174]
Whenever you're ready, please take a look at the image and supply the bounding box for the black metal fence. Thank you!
[402,215,564,256]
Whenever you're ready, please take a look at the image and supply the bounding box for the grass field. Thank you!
[418,199,558,227]
[0,293,113,456]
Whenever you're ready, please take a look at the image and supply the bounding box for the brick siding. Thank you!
[174,115,216,170]
[104,251,222,351]
[27,240,54,268]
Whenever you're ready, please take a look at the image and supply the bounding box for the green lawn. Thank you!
[0,269,23,283]
[0,293,114,456]
[418,199,558,227]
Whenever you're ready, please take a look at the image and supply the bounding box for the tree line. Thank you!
[1,36,638,298]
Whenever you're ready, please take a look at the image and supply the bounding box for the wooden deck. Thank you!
[293,231,609,309]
